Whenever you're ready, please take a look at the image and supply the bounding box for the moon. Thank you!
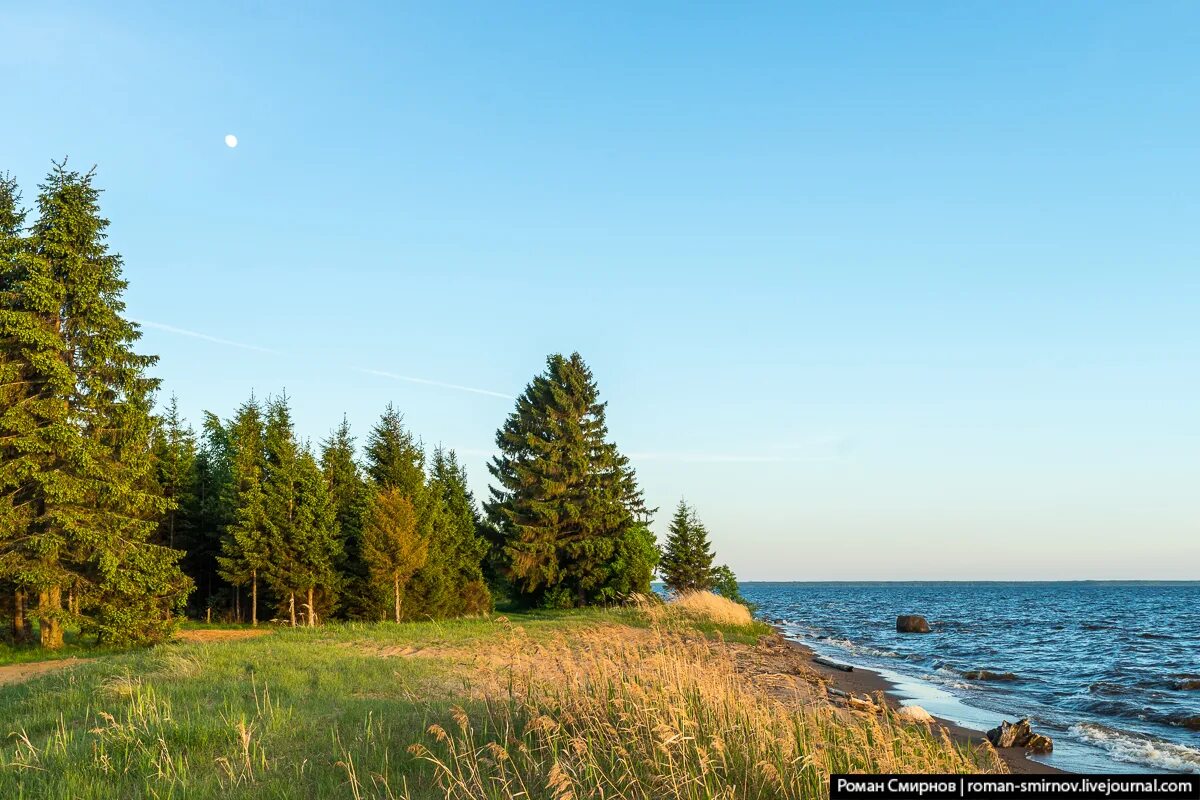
[224,134,238,148]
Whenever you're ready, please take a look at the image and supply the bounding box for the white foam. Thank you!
[1070,723,1200,774]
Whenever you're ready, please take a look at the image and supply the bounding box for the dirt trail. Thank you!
[0,658,91,686]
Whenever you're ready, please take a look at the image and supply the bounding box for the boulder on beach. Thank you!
[896,615,931,633]
[964,669,1019,681]
[985,718,1053,753]
[896,705,935,724]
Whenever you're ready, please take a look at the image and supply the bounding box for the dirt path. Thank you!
[0,658,92,686]
[174,628,273,644]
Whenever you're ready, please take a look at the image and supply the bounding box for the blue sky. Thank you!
[3,2,1197,579]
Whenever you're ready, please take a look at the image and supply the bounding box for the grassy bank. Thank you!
[0,599,1001,798]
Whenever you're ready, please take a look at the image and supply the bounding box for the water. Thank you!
[741,582,1200,774]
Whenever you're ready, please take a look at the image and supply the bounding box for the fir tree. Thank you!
[0,172,31,642]
[320,416,368,619]
[363,405,437,618]
[184,413,234,616]
[428,447,491,615]
[658,500,715,594]
[152,395,197,550]
[0,162,190,647]
[364,404,424,494]
[361,487,427,622]
[261,395,339,626]
[216,396,269,625]
[486,353,649,608]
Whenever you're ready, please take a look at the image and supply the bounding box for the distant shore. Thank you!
[773,627,1064,775]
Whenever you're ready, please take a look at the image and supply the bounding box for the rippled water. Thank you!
[741,582,1200,774]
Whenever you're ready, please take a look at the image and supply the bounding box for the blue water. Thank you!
[740,582,1200,774]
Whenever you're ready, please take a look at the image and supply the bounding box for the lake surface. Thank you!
[740,582,1200,774]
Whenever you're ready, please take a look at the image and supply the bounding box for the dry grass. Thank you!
[665,590,755,626]
[403,617,1004,800]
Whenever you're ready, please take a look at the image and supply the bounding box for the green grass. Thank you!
[0,609,772,799]
[0,607,987,799]
[0,628,127,667]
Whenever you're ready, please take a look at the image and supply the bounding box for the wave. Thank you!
[815,636,899,659]
[1069,723,1200,774]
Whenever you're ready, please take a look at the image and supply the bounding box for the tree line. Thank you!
[0,163,743,649]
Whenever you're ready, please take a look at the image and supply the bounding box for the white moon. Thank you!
[224,134,238,148]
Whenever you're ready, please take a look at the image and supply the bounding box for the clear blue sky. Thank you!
[3,2,1197,580]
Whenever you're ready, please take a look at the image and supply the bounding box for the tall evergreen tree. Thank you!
[152,395,197,550]
[261,395,339,626]
[364,404,425,494]
[361,488,427,622]
[216,396,269,625]
[363,405,437,618]
[184,412,234,616]
[486,353,649,608]
[428,446,491,615]
[0,172,31,642]
[0,163,190,647]
[320,416,368,619]
[658,500,715,594]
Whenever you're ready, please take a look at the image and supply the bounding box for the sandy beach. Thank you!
[773,629,1064,775]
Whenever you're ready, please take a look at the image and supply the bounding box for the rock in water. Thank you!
[986,718,1053,753]
[896,705,935,724]
[896,615,931,633]
[964,669,1019,681]
[1025,734,1054,754]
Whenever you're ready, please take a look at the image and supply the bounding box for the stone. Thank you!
[896,705,935,723]
[964,670,1019,681]
[896,615,931,633]
[985,718,1053,753]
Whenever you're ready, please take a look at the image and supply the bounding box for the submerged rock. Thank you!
[896,705,935,724]
[896,615,931,633]
[985,718,1053,753]
[964,669,1019,681]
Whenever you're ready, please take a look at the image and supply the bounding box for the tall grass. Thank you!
[0,607,1002,799]
[405,619,1003,799]
[666,590,755,626]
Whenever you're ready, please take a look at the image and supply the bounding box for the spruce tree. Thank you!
[658,500,716,594]
[152,395,197,550]
[361,488,427,622]
[185,413,234,617]
[261,395,339,626]
[486,353,649,608]
[429,447,491,615]
[0,172,31,642]
[0,162,190,647]
[363,405,436,618]
[216,396,269,625]
[320,416,368,619]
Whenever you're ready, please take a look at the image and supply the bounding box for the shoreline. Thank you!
[773,628,1065,775]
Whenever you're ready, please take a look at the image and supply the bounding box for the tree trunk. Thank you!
[251,572,258,627]
[394,575,401,624]
[13,591,27,644]
[234,584,240,623]
[307,587,315,627]
[289,592,296,627]
[38,587,64,649]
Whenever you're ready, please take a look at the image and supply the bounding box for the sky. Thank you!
[2,2,1197,580]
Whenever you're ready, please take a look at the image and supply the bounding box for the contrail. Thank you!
[138,319,513,401]
[135,320,282,355]
[354,368,513,400]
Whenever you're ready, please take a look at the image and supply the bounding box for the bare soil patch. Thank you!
[0,658,91,686]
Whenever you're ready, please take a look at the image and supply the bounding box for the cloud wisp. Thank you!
[136,320,282,355]
[139,319,514,401]
[353,368,513,400]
